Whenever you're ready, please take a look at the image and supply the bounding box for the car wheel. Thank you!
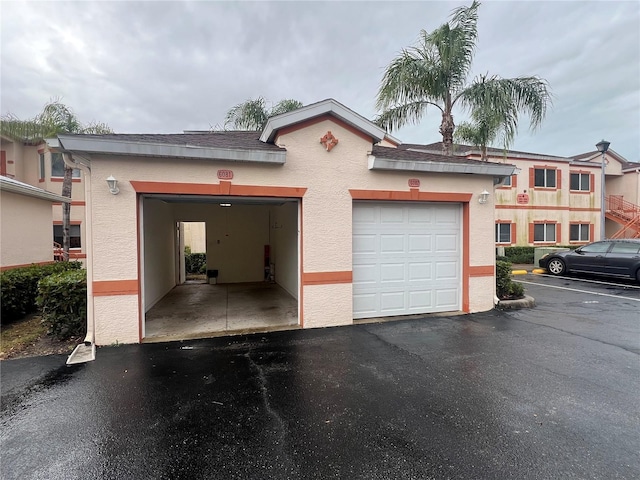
[547,258,566,276]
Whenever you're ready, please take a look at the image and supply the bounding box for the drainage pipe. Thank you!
[62,152,95,346]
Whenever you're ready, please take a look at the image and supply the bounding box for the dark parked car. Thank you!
[539,239,640,282]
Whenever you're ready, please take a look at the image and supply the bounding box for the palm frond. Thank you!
[373,101,433,132]
[224,97,269,130]
[270,99,303,117]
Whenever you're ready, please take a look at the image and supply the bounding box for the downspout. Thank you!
[62,152,95,346]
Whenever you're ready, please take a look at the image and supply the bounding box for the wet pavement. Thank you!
[2,276,639,479]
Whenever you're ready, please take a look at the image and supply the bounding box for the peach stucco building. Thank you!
[0,175,70,269]
[47,99,516,346]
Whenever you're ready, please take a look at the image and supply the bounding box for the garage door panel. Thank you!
[435,261,459,279]
[380,263,405,283]
[408,234,432,253]
[435,234,458,252]
[380,291,406,312]
[353,234,377,254]
[435,289,459,307]
[380,234,405,253]
[409,290,433,311]
[353,263,378,284]
[408,262,432,281]
[353,202,461,319]
[380,206,404,223]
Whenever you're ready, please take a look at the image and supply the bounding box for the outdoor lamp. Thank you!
[596,139,610,240]
[478,190,490,204]
[106,175,119,195]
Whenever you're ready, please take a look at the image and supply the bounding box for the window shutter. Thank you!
[590,173,595,193]
[511,223,517,244]
[512,175,518,188]
[529,223,534,243]
[589,224,595,242]
[529,168,535,188]
[556,169,562,190]
[556,223,561,244]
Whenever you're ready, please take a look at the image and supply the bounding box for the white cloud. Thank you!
[1,0,638,160]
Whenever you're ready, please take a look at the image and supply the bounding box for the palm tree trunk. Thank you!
[439,111,455,156]
[481,144,488,161]
[61,165,73,261]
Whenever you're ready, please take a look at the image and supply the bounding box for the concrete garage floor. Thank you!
[144,282,298,341]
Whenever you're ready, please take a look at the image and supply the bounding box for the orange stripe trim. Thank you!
[1,261,55,271]
[53,220,82,225]
[93,279,139,296]
[302,271,352,286]
[299,200,304,328]
[496,205,599,212]
[350,189,472,202]
[52,201,86,206]
[276,114,374,143]
[469,265,494,277]
[130,181,307,198]
[51,178,81,183]
[462,203,470,312]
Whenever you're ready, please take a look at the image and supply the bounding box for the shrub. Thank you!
[185,252,206,274]
[502,247,535,264]
[496,260,525,300]
[1,262,83,324]
[37,269,87,340]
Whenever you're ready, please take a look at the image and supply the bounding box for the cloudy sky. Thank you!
[2,1,639,160]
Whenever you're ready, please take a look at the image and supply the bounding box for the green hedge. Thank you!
[501,247,535,264]
[185,252,207,274]
[37,269,87,340]
[496,260,524,300]
[1,262,83,324]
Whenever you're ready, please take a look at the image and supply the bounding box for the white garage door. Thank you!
[352,202,461,319]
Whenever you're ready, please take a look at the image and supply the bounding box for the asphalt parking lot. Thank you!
[1,275,639,480]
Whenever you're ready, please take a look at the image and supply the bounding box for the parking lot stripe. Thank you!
[516,279,640,302]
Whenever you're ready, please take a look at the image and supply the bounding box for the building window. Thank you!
[570,173,590,191]
[53,224,81,248]
[51,153,80,178]
[502,176,512,187]
[534,223,556,242]
[570,224,590,242]
[39,153,45,180]
[534,168,556,188]
[495,223,512,244]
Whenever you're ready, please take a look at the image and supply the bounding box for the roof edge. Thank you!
[0,176,70,203]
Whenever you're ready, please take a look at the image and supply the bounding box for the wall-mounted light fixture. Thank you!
[478,189,490,204]
[106,175,119,195]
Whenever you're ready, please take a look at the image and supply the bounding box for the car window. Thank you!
[609,242,640,254]
[579,242,611,253]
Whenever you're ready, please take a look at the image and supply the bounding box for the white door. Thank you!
[352,202,461,319]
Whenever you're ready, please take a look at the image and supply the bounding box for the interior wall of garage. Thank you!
[270,202,299,299]
[143,197,177,310]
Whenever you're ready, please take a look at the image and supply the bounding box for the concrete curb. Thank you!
[496,295,536,310]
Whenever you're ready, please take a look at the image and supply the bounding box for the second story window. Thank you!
[534,168,556,188]
[39,153,45,180]
[51,153,80,178]
[570,172,591,191]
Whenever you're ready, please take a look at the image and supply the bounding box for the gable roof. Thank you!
[0,175,70,203]
[260,98,387,144]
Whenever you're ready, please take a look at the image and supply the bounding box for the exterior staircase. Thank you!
[606,196,640,238]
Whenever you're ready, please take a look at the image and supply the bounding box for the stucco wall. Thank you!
[143,197,176,310]
[271,202,299,299]
[0,190,55,268]
[183,222,206,253]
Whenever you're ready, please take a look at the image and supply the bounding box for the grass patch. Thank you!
[0,314,47,359]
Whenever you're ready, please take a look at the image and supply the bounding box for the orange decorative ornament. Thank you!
[320,131,339,152]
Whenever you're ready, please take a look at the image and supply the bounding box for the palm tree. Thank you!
[1,100,111,260]
[224,97,303,130]
[375,1,551,156]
